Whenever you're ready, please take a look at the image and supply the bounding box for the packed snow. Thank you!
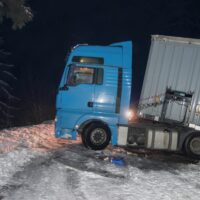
[0,122,200,200]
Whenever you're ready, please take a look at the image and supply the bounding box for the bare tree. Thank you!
[0,0,33,29]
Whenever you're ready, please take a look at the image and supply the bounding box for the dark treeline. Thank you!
[0,0,200,128]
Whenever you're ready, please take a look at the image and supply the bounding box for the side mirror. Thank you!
[59,84,69,91]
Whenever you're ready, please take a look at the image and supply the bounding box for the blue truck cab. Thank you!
[55,42,132,149]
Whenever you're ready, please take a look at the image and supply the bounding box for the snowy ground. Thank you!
[0,122,200,200]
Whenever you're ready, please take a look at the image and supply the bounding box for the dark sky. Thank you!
[1,0,200,126]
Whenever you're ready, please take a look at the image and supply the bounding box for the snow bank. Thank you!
[0,122,78,189]
[0,121,77,153]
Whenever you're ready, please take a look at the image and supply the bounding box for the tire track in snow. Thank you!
[0,146,122,200]
[0,144,200,200]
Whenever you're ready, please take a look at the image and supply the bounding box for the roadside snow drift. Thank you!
[0,122,200,200]
[0,121,77,153]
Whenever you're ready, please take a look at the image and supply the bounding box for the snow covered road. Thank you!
[0,122,200,200]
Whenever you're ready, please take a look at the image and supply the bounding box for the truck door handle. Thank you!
[87,101,94,107]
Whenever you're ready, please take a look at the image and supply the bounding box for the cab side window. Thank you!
[67,65,103,86]
[67,66,94,86]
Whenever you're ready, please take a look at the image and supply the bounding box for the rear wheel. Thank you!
[184,133,200,159]
[82,123,111,150]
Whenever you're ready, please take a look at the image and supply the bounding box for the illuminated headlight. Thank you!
[55,117,57,122]
[196,104,200,113]
[75,124,79,129]
[125,110,134,120]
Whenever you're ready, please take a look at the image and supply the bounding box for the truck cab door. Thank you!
[56,64,95,139]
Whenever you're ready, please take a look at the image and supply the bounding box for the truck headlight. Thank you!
[125,110,134,121]
[196,104,200,113]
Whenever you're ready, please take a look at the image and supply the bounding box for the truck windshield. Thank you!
[67,65,95,86]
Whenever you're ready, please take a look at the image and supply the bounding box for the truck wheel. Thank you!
[81,130,88,148]
[83,123,111,150]
[184,133,200,159]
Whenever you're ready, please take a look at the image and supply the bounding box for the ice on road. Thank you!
[0,122,200,200]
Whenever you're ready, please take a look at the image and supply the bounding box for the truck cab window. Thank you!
[67,65,95,86]
[72,56,104,65]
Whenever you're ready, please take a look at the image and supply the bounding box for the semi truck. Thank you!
[55,35,200,159]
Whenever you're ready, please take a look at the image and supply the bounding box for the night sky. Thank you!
[1,0,200,127]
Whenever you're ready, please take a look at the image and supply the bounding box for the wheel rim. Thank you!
[90,128,107,145]
[189,137,200,155]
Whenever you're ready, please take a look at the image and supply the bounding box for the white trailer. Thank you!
[121,35,200,159]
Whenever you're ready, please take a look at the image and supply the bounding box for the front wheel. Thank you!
[184,133,200,159]
[82,123,111,150]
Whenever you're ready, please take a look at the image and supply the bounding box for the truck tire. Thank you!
[83,123,111,150]
[81,130,88,148]
[184,133,200,159]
